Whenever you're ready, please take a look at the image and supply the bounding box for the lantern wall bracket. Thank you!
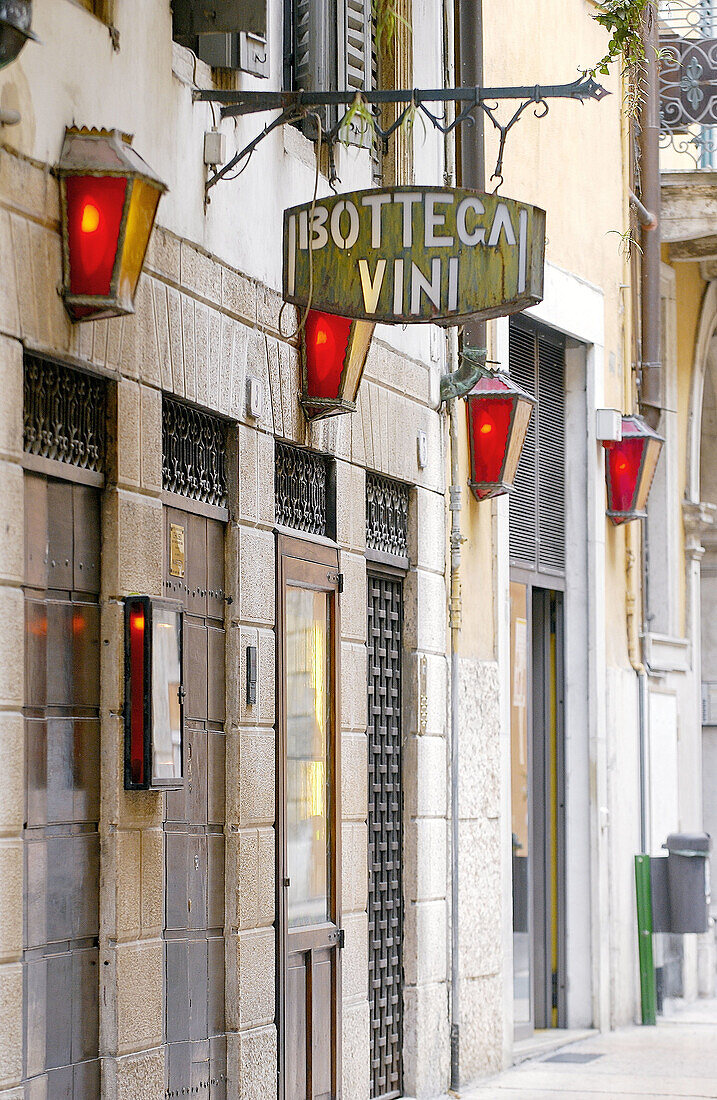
[439,348,492,404]
[194,75,608,197]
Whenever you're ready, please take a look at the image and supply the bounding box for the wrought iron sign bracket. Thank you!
[194,75,608,197]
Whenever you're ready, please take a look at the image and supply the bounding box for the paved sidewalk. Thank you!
[462,998,717,1099]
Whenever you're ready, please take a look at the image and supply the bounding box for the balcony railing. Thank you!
[660,0,717,168]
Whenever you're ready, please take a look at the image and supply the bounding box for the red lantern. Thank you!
[58,127,167,323]
[300,309,375,420]
[603,414,663,525]
[466,371,536,500]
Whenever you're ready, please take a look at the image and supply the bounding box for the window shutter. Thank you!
[344,0,372,91]
[536,336,565,574]
[509,321,566,576]
[509,325,538,566]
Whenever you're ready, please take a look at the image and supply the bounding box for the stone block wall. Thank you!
[0,138,450,1099]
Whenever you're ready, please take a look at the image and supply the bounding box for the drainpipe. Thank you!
[442,0,462,1090]
[638,3,662,427]
[445,1,485,1091]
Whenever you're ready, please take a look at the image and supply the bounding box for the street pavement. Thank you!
[462,998,717,1099]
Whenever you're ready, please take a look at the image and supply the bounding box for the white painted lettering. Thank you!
[487,203,516,247]
[448,257,459,311]
[330,200,360,249]
[393,259,404,313]
[310,205,329,250]
[518,209,528,293]
[287,214,296,295]
[411,258,442,315]
[394,192,422,247]
[361,193,392,248]
[358,258,387,313]
[298,210,309,250]
[425,193,454,248]
[456,197,485,245]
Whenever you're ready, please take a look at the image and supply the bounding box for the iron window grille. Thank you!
[366,472,409,560]
[162,396,228,508]
[275,440,335,538]
[23,354,105,474]
[659,0,717,168]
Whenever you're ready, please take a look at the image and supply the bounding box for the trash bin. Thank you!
[663,832,712,934]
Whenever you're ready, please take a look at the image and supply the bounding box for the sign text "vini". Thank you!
[283,187,546,324]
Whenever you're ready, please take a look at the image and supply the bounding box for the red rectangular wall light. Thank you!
[124,595,184,790]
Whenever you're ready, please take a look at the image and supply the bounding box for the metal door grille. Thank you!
[367,574,403,1100]
[162,396,227,507]
[23,355,105,473]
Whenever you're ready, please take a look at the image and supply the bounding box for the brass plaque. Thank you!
[170,523,185,578]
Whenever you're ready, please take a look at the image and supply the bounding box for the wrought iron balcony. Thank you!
[660,0,717,168]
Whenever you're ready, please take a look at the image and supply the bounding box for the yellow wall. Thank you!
[457,0,631,663]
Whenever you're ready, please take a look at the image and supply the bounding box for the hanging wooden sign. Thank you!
[283,186,545,324]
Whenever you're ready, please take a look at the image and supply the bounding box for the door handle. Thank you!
[282,877,290,887]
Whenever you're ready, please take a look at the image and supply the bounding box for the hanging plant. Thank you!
[589,0,653,113]
[373,0,411,55]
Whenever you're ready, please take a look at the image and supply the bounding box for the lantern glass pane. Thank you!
[607,437,645,514]
[634,437,662,514]
[119,179,162,308]
[340,319,373,403]
[128,600,146,787]
[468,396,514,486]
[304,311,352,401]
[503,396,533,487]
[66,175,127,296]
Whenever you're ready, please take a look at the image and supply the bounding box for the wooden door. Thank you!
[278,536,342,1100]
[163,506,227,1097]
[23,473,101,1097]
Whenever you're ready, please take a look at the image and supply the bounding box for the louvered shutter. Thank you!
[537,336,565,573]
[509,325,538,566]
[344,0,372,91]
[509,321,566,576]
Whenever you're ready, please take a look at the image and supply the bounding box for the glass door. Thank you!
[278,537,342,1100]
[510,581,532,1038]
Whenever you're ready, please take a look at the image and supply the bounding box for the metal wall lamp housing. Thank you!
[466,371,535,500]
[124,596,184,791]
[603,414,664,525]
[58,127,168,323]
[0,0,38,71]
[300,309,375,420]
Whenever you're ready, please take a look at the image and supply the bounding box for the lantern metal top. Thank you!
[467,369,536,406]
[58,127,169,193]
[617,413,664,445]
[0,0,39,42]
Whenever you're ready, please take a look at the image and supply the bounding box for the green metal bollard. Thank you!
[634,854,657,1025]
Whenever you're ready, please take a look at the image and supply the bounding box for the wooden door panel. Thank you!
[312,950,334,1100]
[286,953,309,1100]
[163,506,227,1099]
[23,477,101,1096]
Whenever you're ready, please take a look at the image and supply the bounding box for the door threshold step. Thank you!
[512,1027,598,1065]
